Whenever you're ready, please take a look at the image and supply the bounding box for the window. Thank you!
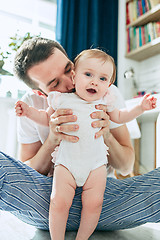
[0,0,57,98]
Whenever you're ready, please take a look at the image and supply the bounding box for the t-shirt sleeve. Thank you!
[47,91,62,109]
[107,85,126,129]
[107,86,141,138]
[103,88,117,112]
[17,92,47,144]
[17,116,40,143]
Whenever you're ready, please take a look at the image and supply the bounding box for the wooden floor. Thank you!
[0,211,160,240]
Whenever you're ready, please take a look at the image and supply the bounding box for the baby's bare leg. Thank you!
[76,165,107,240]
[49,165,76,240]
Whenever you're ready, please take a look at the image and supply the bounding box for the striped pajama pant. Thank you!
[0,151,160,231]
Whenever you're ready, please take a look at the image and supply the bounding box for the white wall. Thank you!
[0,75,28,159]
[117,0,160,173]
[117,0,139,99]
[0,97,18,158]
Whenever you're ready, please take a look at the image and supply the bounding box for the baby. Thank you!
[15,49,157,240]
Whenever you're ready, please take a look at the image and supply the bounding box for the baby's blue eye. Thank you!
[100,77,106,81]
[85,72,91,77]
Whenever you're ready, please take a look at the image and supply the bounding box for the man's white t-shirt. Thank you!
[17,85,126,178]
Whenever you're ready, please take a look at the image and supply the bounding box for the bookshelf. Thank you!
[126,36,160,60]
[125,1,160,61]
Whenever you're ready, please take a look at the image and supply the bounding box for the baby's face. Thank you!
[73,57,113,102]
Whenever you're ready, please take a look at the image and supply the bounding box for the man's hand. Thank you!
[49,108,79,144]
[90,104,110,139]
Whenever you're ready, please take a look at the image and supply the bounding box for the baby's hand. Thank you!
[140,93,157,111]
[15,100,30,117]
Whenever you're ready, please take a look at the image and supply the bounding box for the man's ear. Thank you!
[71,70,75,85]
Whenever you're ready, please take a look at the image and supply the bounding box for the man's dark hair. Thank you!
[14,37,67,89]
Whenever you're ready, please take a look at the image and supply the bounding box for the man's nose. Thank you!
[62,72,72,80]
[60,74,70,82]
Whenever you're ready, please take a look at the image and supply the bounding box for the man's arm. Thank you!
[19,139,56,176]
[19,108,79,175]
[90,109,135,176]
[105,125,135,176]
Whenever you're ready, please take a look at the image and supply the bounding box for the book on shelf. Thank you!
[138,0,144,16]
[144,24,150,42]
[146,0,152,9]
[126,0,159,25]
[153,22,157,38]
[141,26,146,45]
[126,21,160,52]
[133,27,137,49]
[146,0,152,10]
[145,0,150,11]
[139,27,143,46]
[153,22,160,38]
[126,1,130,24]
[136,27,140,48]
[133,0,138,21]
[141,0,147,13]
[148,22,154,41]
[128,1,134,23]
[127,28,130,52]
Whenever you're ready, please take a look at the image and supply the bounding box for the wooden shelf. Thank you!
[125,37,160,61]
[126,4,160,28]
[125,2,160,61]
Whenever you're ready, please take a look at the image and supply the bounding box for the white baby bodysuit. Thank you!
[48,91,115,187]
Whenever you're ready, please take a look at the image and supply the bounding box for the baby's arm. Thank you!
[108,93,157,124]
[15,100,54,126]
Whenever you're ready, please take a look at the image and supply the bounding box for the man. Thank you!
[0,37,159,231]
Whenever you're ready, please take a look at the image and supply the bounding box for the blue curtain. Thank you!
[56,0,118,84]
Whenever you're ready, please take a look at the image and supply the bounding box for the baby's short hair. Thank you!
[74,49,116,84]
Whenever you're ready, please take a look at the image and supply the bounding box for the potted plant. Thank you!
[0,47,12,75]
[0,48,11,69]
[8,32,40,52]
[0,32,40,75]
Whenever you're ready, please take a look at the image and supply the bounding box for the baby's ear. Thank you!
[71,70,75,85]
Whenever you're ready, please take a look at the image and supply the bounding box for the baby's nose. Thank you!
[91,79,98,85]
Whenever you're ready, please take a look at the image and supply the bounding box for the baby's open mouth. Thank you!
[86,88,97,93]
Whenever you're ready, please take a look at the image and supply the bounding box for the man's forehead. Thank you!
[54,48,69,61]
[53,48,73,68]
[27,48,72,85]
